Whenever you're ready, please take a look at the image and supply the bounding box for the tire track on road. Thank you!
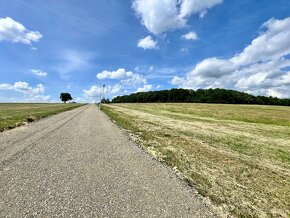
[0,105,88,152]
[0,105,89,171]
[0,104,218,217]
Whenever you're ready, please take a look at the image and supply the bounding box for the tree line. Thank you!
[110,88,290,106]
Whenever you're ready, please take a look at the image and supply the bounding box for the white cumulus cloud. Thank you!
[171,17,290,98]
[137,36,158,49]
[0,82,45,95]
[83,85,102,98]
[133,0,185,35]
[179,0,223,18]
[0,81,50,102]
[171,76,186,85]
[231,17,290,65]
[0,17,42,44]
[132,0,223,34]
[83,84,122,101]
[94,68,150,98]
[136,84,153,93]
[190,58,236,78]
[181,31,198,40]
[97,68,147,87]
[121,73,147,86]
[97,68,133,80]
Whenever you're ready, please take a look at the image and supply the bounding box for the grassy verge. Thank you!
[102,103,290,217]
[0,103,85,131]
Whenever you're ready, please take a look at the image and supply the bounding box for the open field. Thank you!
[102,103,290,217]
[0,103,84,131]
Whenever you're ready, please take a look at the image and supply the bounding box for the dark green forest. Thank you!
[111,88,290,106]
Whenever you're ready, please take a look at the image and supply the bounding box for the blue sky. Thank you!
[0,0,290,102]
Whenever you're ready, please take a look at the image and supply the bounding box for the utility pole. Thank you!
[103,84,106,103]
[99,84,101,109]
[97,83,105,109]
[96,83,101,109]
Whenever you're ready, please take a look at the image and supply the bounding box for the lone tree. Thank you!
[60,93,73,103]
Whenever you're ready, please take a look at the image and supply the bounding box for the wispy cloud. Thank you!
[30,69,48,77]
[56,50,94,79]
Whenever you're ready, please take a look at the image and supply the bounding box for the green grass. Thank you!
[102,103,290,217]
[0,103,85,131]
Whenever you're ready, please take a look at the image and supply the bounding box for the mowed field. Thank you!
[0,103,84,131]
[102,103,290,217]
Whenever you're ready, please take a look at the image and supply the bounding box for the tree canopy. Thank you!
[111,88,290,106]
[60,93,73,103]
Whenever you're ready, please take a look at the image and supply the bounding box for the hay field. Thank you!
[0,103,84,131]
[102,103,290,217]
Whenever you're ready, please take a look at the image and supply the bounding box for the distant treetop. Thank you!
[60,93,73,103]
[111,88,290,106]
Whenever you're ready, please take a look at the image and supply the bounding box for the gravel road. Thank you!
[0,104,217,217]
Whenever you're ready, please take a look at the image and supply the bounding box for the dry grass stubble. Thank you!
[102,103,290,217]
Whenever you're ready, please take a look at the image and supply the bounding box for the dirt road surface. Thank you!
[0,104,217,217]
